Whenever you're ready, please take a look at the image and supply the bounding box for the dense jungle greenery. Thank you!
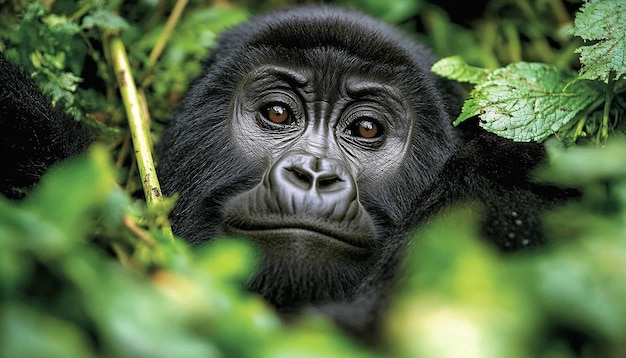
[1,0,625,357]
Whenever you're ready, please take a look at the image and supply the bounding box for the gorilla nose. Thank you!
[271,153,355,197]
[285,166,343,191]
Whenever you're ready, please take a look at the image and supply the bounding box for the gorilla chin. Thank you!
[234,226,379,308]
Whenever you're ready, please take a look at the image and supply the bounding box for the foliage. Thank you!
[1,0,625,357]
[338,0,423,23]
[2,131,625,358]
[0,147,374,357]
[390,139,626,357]
[0,0,248,194]
[572,0,626,82]
[433,0,626,145]
[417,0,580,70]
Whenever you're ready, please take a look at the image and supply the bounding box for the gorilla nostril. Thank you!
[283,166,345,192]
[273,154,353,196]
[318,176,342,189]
[285,167,313,188]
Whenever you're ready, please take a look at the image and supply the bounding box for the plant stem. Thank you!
[548,0,572,24]
[147,0,189,68]
[573,117,586,139]
[601,72,616,144]
[503,22,522,63]
[106,34,173,239]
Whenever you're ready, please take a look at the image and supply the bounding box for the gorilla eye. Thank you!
[347,119,382,139]
[263,104,292,124]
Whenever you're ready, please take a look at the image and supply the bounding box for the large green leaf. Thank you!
[572,0,626,82]
[457,62,602,142]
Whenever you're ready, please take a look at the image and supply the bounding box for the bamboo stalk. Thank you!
[107,34,173,239]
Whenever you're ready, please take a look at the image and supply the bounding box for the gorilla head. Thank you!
[158,6,462,311]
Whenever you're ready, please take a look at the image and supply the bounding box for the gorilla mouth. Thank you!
[222,218,372,251]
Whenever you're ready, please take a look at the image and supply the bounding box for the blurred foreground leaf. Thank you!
[390,140,626,357]
[0,147,372,357]
[389,207,535,358]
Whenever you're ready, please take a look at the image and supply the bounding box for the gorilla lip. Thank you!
[222,219,371,251]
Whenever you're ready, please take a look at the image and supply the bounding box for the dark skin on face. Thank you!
[222,59,414,306]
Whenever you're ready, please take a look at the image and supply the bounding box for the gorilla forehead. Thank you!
[211,5,437,76]
[248,19,411,66]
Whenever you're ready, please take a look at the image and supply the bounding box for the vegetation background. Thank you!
[0,0,625,357]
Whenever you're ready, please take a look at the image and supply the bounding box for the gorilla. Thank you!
[158,4,463,309]
[0,5,575,343]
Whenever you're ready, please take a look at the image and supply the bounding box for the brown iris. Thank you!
[266,105,290,124]
[357,120,378,138]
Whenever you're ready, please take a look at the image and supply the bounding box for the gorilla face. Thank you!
[158,5,462,309]
[221,57,415,303]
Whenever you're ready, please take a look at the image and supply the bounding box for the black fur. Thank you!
[0,5,576,344]
[0,54,92,199]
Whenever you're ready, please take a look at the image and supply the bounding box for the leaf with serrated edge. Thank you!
[572,0,626,82]
[431,56,489,85]
[468,63,602,142]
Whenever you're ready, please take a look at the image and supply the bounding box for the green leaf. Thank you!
[459,62,603,142]
[529,232,626,342]
[23,145,118,238]
[82,9,129,31]
[0,303,95,358]
[389,207,535,358]
[536,139,626,186]
[431,56,489,84]
[196,239,257,283]
[43,14,80,37]
[572,0,626,82]
[339,0,423,24]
